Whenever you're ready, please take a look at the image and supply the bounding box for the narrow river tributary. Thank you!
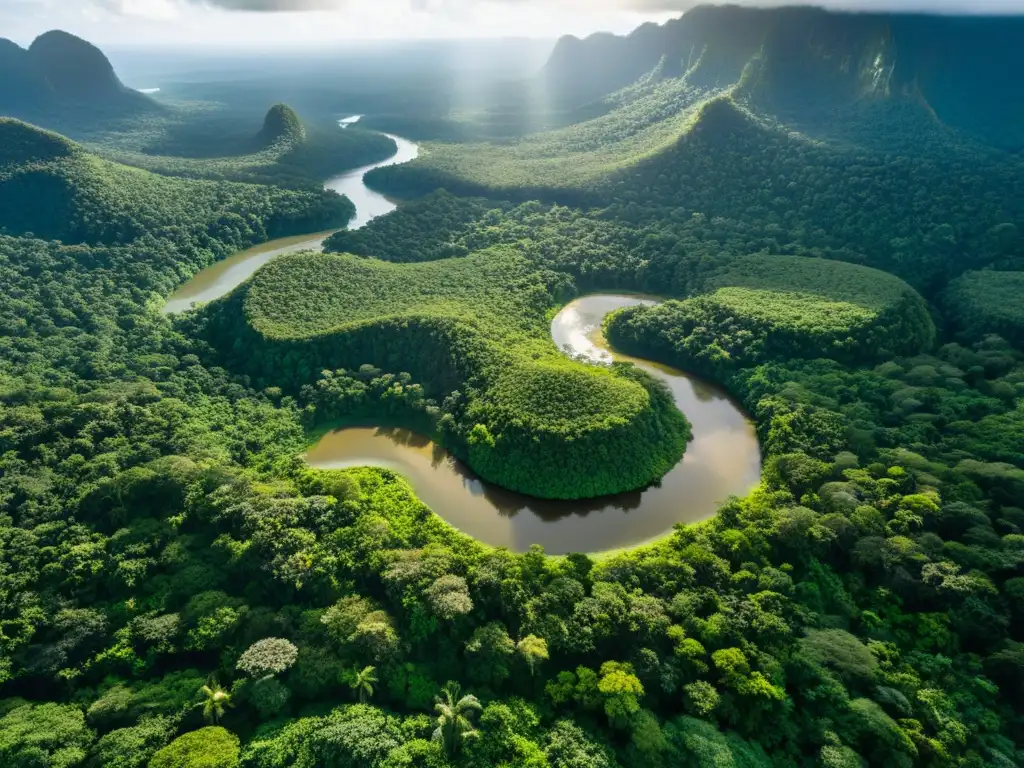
[163,117,418,313]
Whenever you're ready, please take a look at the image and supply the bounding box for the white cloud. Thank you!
[93,0,182,19]
[3,0,1023,49]
[186,0,346,9]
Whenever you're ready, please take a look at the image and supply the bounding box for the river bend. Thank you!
[163,123,760,553]
[163,117,418,314]
[307,295,761,554]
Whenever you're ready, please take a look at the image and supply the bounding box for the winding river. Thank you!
[164,120,761,554]
[163,117,419,314]
[307,296,761,555]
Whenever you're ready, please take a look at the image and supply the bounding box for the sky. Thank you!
[2,0,1023,48]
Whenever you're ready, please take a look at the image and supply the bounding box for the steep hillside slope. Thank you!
[0,118,353,246]
[0,30,152,116]
[367,66,730,202]
[543,5,1024,148]
[257,103,307,147]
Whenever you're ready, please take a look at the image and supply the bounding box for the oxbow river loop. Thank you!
[306,295,762,555]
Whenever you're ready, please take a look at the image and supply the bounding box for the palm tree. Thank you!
[199,678,233,724]
[350,665,378,704]
[432,682,482,758]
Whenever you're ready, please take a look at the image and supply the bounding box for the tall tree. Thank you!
[199,679,233,725]
[432,682,482,758]
[349,665,378,704]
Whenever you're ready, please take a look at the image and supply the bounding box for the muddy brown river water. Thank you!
[306,295,761,554]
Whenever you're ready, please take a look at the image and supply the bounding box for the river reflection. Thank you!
[305,295,762,554]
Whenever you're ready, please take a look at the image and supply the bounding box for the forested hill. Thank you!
[367,6,1024,295]
[543,5,1024,148]
[0,29,153,115]
[257,104,307,147]
[0,118,353,246]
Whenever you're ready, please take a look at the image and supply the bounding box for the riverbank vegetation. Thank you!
[604,254,935,374]
[224,189,936,500]
[196,248,692,499]
[323,191,512,262]
[0,118,353,252]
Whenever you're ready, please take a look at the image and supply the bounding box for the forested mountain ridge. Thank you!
[0,118,354,245]
[372,4,1024,200]
[368,7,1024,297]
[0,29,152,115]
[543,4,1024,148]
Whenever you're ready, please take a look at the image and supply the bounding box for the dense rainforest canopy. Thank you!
[1,5,1024,768]
[197,246,692,499]
[196,209,932,499]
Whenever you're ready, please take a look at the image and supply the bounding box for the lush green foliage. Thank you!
[1,8,1024,768]
[211,200,931,499]
[0,702,94,767]
[323,190,512,262]
[199,248,691,498]
[605,253,934,373]
[367,73,723,200]
[0,119,353,246]
[944,271,1024,348]
[85,716,177,768]
[149,727,239,768]
[1,208,1023,765]
[371,86,1024,296]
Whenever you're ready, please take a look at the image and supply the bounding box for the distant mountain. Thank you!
[543,5,1024,148]
[258,104,307,147]
[29,30,129,100]
[0,38,51,106]
[0,30,151,116]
